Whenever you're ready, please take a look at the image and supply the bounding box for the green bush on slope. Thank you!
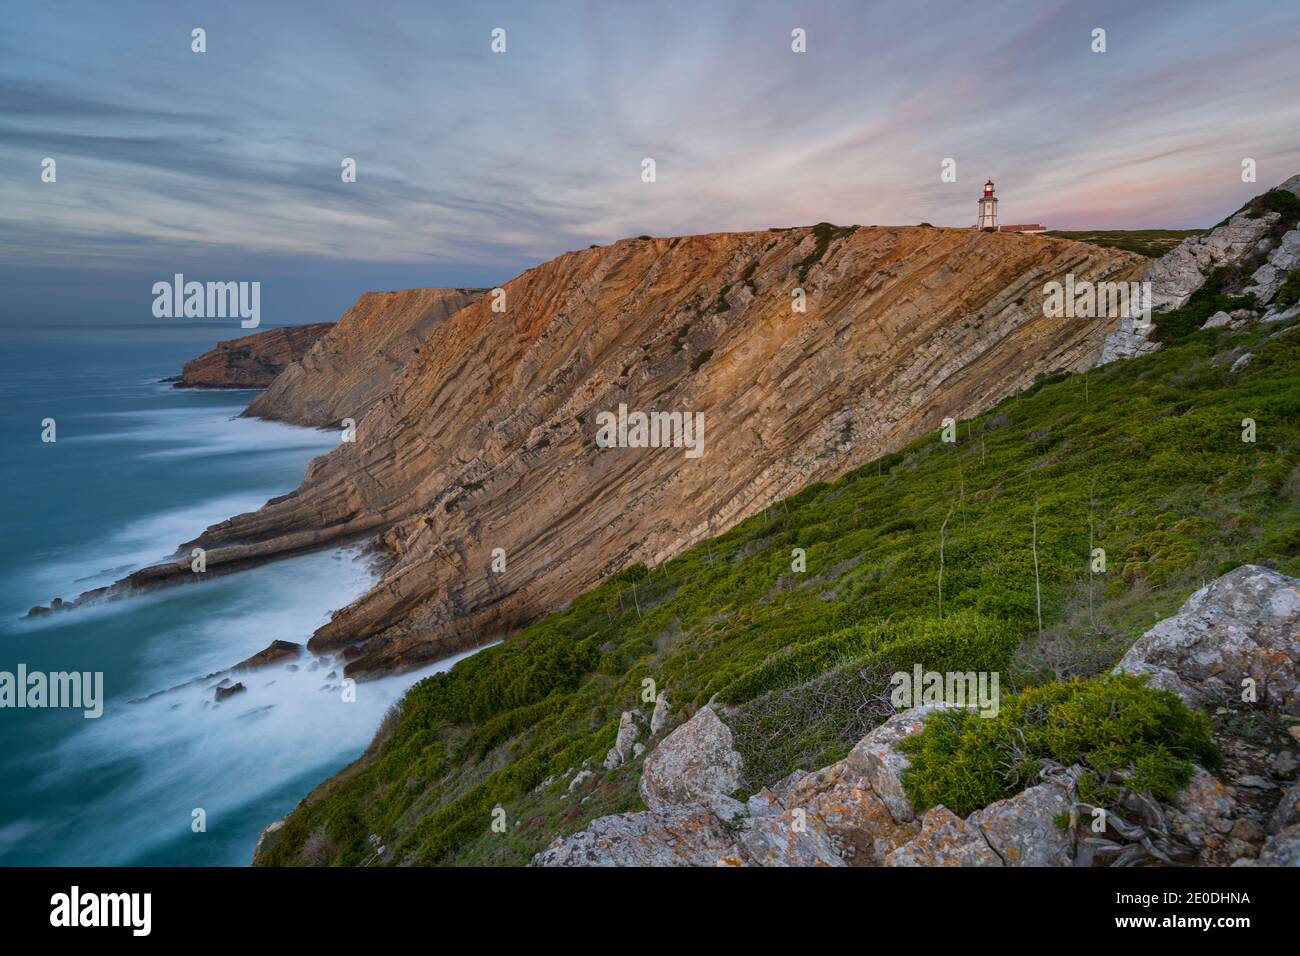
[897,674,1220,817]
[260,317,1300,866]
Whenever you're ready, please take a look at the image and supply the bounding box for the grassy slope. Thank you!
[262,315,1300,867]
[1045,229,1204,258]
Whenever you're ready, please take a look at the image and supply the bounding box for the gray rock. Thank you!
[1270,780,1300,833]
[844,704,955,822]
[1201,310,1233,330]
[1252,824,1300,866]
[1097,176,1300,366]
[1262,302,1300,324]
[650,691,670,735]
[639,705,744,810]
[1170,765,1237,847]
[967,781,1074,866]
[1147,210,1280,313]
[1271,750,1298,777]
[1246,228,1300,305]
[534,805,741,866]
[886,806,1003,867]
[1230,352,1254,373]
[1096,313,1161,364]
[735,807,845,867]
[567,769,594,792]
[603,710,640,769]
[1113,565,1300,714]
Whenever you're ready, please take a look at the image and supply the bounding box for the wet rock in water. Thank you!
[215,682,247,702]
[234,639,303,672]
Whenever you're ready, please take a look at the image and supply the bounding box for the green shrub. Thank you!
[897,674,1220,816]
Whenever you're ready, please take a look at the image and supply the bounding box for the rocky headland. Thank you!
[51,225,1146,676]
[173,323,333,389]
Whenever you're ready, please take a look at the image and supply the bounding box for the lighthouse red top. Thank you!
[983,180,995,197]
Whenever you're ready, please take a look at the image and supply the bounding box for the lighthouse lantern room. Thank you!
[977,179,998,231]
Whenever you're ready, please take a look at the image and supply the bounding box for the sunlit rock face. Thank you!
[140,226,1146,677]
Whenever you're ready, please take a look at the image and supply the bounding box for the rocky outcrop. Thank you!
[844,704,954,822]
[1247,227,1300,306]
[535,805,741,867]
[175,323,332,388]
[884,806,1002,867]
[1113,565,1300,715]
[77,226,1143,674]
[540,566,1300,867]
[639,706,744,810]
[1097,174,1300,364]
[243,288,486,427]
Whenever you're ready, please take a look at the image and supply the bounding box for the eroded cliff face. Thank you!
[243,287,487,426]
[86,227,1146,674]
[175,323,333,389]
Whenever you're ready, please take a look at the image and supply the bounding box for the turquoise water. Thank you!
[0,324,469,866]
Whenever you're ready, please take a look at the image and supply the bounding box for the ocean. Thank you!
[0,323,471,866]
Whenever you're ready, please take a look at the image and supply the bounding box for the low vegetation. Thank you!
[261,312,1300,866]
[898,674,1220,817]
[1046,229,1203,259]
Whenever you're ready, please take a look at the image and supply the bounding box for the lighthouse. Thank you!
[977,179,998,231]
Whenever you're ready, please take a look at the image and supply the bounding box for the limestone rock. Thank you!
[1246,228,1300,305]
[1146,210,1281,313]
[639,706,743,810]
[1113,565,1300,714]
[967,781,1074,866]
[603,711,640,769]
[844,704,951,822]
[1252,824,1300,866]
[1201,310,1233,330]
[1270,779,1300,834]
[534,806,740,866]
[886,806,1003,867]
[176,323,332,389]
[788,761,917,864]
[650,691,670,735]
[1169,766,1237,848]
[734,808,845,867]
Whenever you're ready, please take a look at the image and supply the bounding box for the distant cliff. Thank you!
[174,323,332,389]
[243,288,487,426]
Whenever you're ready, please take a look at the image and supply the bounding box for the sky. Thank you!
[3,0,1299,327]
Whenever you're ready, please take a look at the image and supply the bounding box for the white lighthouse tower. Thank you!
[977,179,998,231]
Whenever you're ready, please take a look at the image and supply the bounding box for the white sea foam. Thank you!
[76,405,338,461]
[18,543,490,866]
